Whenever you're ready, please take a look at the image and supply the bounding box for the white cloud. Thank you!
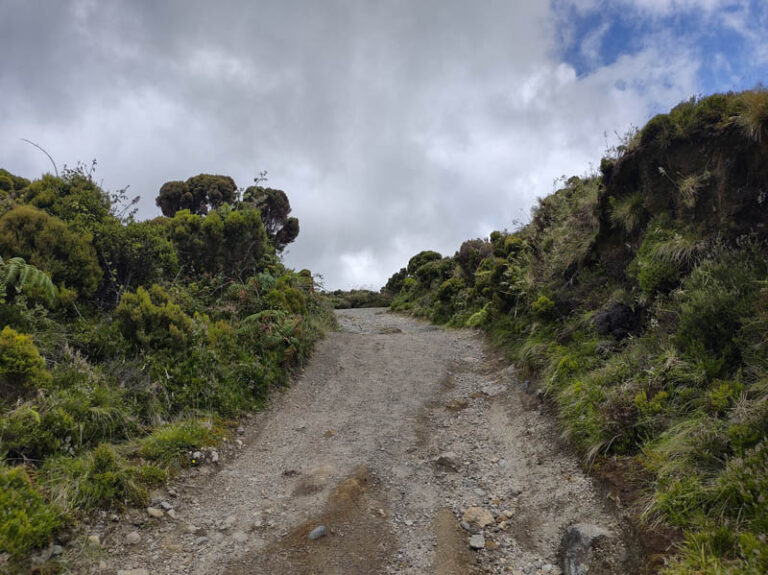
[0,0,747,290]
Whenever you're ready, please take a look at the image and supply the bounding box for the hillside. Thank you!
[384,90,768,574]
[0,169,333,572]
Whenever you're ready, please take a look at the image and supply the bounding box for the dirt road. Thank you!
[88,309,635,574]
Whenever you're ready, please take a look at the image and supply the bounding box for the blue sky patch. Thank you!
[553,0,767,96]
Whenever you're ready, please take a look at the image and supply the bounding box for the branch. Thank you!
[20,138,59,177]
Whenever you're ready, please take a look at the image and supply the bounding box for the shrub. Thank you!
[22,171,111,230]
[0,465,65,557]
[165,206,269,279]
[0,205,102,298]
[675,242,767,367]
[406,250,442,275]
[455,239,493,283]
[95,219,179,297]
[116,285,195,351]
[531,295,555,318]
[0,326,52,400]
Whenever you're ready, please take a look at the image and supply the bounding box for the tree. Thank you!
[156,174,237,217]
[242,185,299,251]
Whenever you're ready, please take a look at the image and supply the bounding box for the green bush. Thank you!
[0,465,65,557]
[406,250,442,275]
[0,205,102,298]
[116,285,195,351]
[0,326,52,400]
[95,219,179,296]
[675,242,767,367]
[22,170,111,231]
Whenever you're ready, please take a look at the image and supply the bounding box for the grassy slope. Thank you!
[0,171,335,573]
[387,90,768,574]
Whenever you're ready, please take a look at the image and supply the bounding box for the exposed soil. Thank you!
[75,309,640,574]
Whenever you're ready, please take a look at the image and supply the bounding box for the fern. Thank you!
[0,256,56,304]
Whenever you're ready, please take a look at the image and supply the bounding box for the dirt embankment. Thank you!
[79,309,637,575]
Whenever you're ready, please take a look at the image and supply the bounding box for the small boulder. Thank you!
[147,507,164,519]
[469,533,486,550]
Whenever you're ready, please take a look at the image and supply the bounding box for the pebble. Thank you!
[232,531,248,543]
[237,426,245,435]
[308,525,328,540]
[194,536,209,546]
[210,450,219,464]
[159,501,173,511]
[125,531,141,545]
[87,534,101,546]
[469,533,486,550]
[167,509,177,519]
[117,569,149,575]
[147,507,164,518]
[51,544,63,556]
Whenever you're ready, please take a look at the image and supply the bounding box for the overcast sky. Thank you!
[1,1,765,289]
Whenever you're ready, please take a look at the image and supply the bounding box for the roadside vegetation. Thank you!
[322,289,392,309]
[0,166,333,572]
[385,89,768,574]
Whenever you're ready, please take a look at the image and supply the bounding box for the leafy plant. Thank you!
[0,256,56,304]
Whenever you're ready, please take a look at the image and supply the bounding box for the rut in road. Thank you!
[90,308,636,575]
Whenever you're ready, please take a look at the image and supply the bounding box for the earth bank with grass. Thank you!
[385,89,768,574]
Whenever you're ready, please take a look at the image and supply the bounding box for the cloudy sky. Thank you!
[1,0,765,289]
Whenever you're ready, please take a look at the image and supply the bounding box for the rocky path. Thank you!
[79,309,636,575]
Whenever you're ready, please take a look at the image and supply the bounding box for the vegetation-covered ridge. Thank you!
[0,166,333,572]
[384,89,768,574]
